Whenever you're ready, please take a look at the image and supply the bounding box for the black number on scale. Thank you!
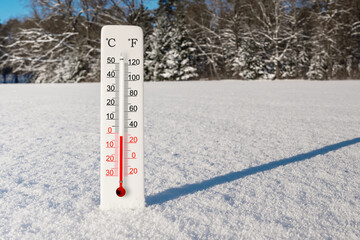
[129,105,138,112]
[129,90,138,96]
[129,121,138,128]
[107,113,115,120]
[107,85,115,92]
[107,71,116,78]
[107,99,115,106]
[128,74,140,81]
[128,59,140,66]
[107,57,115,64]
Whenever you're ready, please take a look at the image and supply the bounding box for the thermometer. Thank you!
[100,25,144,209]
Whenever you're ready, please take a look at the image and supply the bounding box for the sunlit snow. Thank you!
[0,80,359,239]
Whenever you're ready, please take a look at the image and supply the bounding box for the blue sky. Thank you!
[0,0,30,23]
[0,0,158,24]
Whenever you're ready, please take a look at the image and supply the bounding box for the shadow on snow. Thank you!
[146,137,360,206]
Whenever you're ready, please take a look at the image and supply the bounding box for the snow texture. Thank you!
[0,80,360,239]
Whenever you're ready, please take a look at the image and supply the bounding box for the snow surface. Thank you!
[0,80,360,239]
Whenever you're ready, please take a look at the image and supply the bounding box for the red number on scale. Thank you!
[106,169,114,176]
[106,155,114,162]
[106,141,114,148]
[129,137,138,143]
[131,152,136,159]
[108,127,113,133]
[129,168,138,175]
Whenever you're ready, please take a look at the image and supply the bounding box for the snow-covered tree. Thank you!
[232,48,262,79]
[246,0,297,79]
[146,2,197,81]
[0,27,81,83]
[307,50,327,80]
[145,15,169,81]
[305,0,352,79]
[186,2,225,79]
[162,17,198,81]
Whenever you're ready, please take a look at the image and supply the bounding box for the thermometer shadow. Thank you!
[146,137,360,206]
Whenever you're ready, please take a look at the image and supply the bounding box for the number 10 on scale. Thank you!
[100,26,144,209]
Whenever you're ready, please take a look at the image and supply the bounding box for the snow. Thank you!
[0,80,360,239]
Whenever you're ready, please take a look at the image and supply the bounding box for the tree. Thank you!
[306,0,352,79]
[162,16,198,80]
[219,1,243,78]
[185,0,213,79]
[1,0,360,82]
[186,6,224,79]
[145,15,169,81]
[246,0,297,79]
[146,1,197,81]
[0,27,79,83]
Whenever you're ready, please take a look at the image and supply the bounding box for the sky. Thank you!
[0,0,158,24]
[0,0,30,23]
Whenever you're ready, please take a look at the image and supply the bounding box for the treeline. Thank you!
[1,0,360,83]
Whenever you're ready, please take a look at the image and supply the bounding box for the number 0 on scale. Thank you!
[101,25,144,209]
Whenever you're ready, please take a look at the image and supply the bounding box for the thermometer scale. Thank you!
[100,26,144,209]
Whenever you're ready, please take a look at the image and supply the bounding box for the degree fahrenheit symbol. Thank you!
[128,38,138,48]
[107,38,116,47]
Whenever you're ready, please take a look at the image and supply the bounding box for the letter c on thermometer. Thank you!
[108,38,116,47]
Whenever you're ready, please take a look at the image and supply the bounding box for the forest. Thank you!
[0,0,359,83]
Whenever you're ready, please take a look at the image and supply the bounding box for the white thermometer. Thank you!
[100,25,144,209]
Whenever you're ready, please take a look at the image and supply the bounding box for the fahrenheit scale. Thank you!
[100,26,144,209]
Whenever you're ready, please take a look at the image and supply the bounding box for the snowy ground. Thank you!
[0,80,360,239]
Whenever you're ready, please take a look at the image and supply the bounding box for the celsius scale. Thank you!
[100,26,144,209]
